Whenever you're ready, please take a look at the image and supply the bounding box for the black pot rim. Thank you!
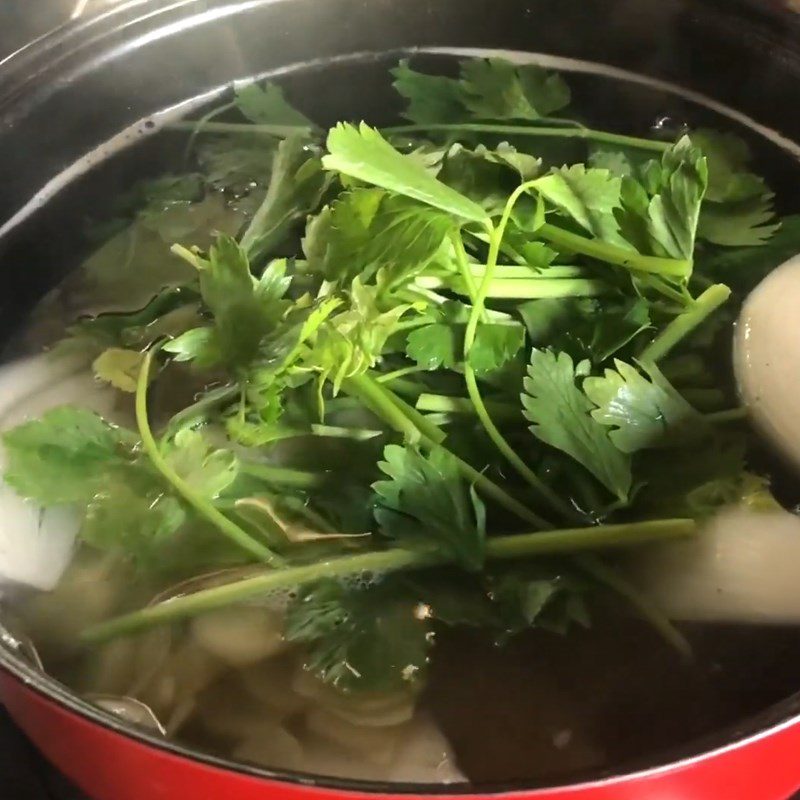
[3,0,800,795]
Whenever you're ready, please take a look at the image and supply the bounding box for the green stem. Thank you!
[182,101,236,163]
[382,377,425,400]
[450,229,486,322]
[376,365,430,384]
[464,187,581,524]
[465,228,527,265]
[538,223,691,277]
[466,264,586,279]
[395,286,447,307]
[576,554,692,659]
[309,424,382,440]
[416,393,518,422]
[239,462,330,489]
[136,348,280,565]
[344,372,445,445]
[82,518,695,642]
[167,119,670,154]
[382,123,672,153]
[416,275,608,299]
[639,284,732,363]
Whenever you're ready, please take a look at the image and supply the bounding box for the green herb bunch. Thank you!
[4,59,796,694]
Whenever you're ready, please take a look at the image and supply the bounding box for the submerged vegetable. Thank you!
[3,56,800,782]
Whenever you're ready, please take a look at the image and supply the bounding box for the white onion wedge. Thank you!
[0,353,117,590]
[736,254,800,470]
[624,505,800,624]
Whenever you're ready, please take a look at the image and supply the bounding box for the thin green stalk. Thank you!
[450,229,486,322]
[382,377,426,400]
[538,223,691,277]
[182,101,236,163]
[342,372,444,445]
[239,462,330,489]
[467,264,586,279]
[463,186,582,524]
[167,119,670,154]
[310,424,382,440]
[576,554,692,659]
[640,284,732,363]
[376,365,430,384]
[382,123,671,153]
[137,348,280,565]
[82,518,695,642]
[416,393,518,422]
[465,228,527,264]
[416,275,608,299]
[395,286,447,307]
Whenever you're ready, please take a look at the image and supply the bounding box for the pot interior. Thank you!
[3,0,800,793]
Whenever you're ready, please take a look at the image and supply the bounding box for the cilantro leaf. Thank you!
[303,188,452,286]
[405,322,460,370]
[197,134,276,193]
[583,360,704,453]
[303,279,408,394]
[163,327,221,367]
[459,59,571,121]
[534,165,626,246]
[233,82,314,128]
[391,58,570,124]
[699,214,800,286]
[373,444,486,571]
[633,432,750,518]
[2,407,135,504]
[285,578,432,693]
[691,128,766,204]
[323,123,487,222]
[92,348,146,393]
[698,192,780,247]
[521,349,631,500]
[240,136,330,264]
[518,296,649,364]
[646,136,708,259]
[164,428,239,499]
[487,565,590,637]
[438,143,542,213]
[468,322,526,373]
[168,236,290,370]
[391,60,466,124]
[82,478,187,568]
[405,310,525,373]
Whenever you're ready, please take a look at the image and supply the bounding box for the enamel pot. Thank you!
[2,1,800,798]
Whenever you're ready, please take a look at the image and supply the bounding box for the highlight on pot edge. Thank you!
[3,54,800,786]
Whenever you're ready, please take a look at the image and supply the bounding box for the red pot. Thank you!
[3,1,800,798]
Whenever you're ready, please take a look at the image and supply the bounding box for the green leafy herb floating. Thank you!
[5,57,798,699]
